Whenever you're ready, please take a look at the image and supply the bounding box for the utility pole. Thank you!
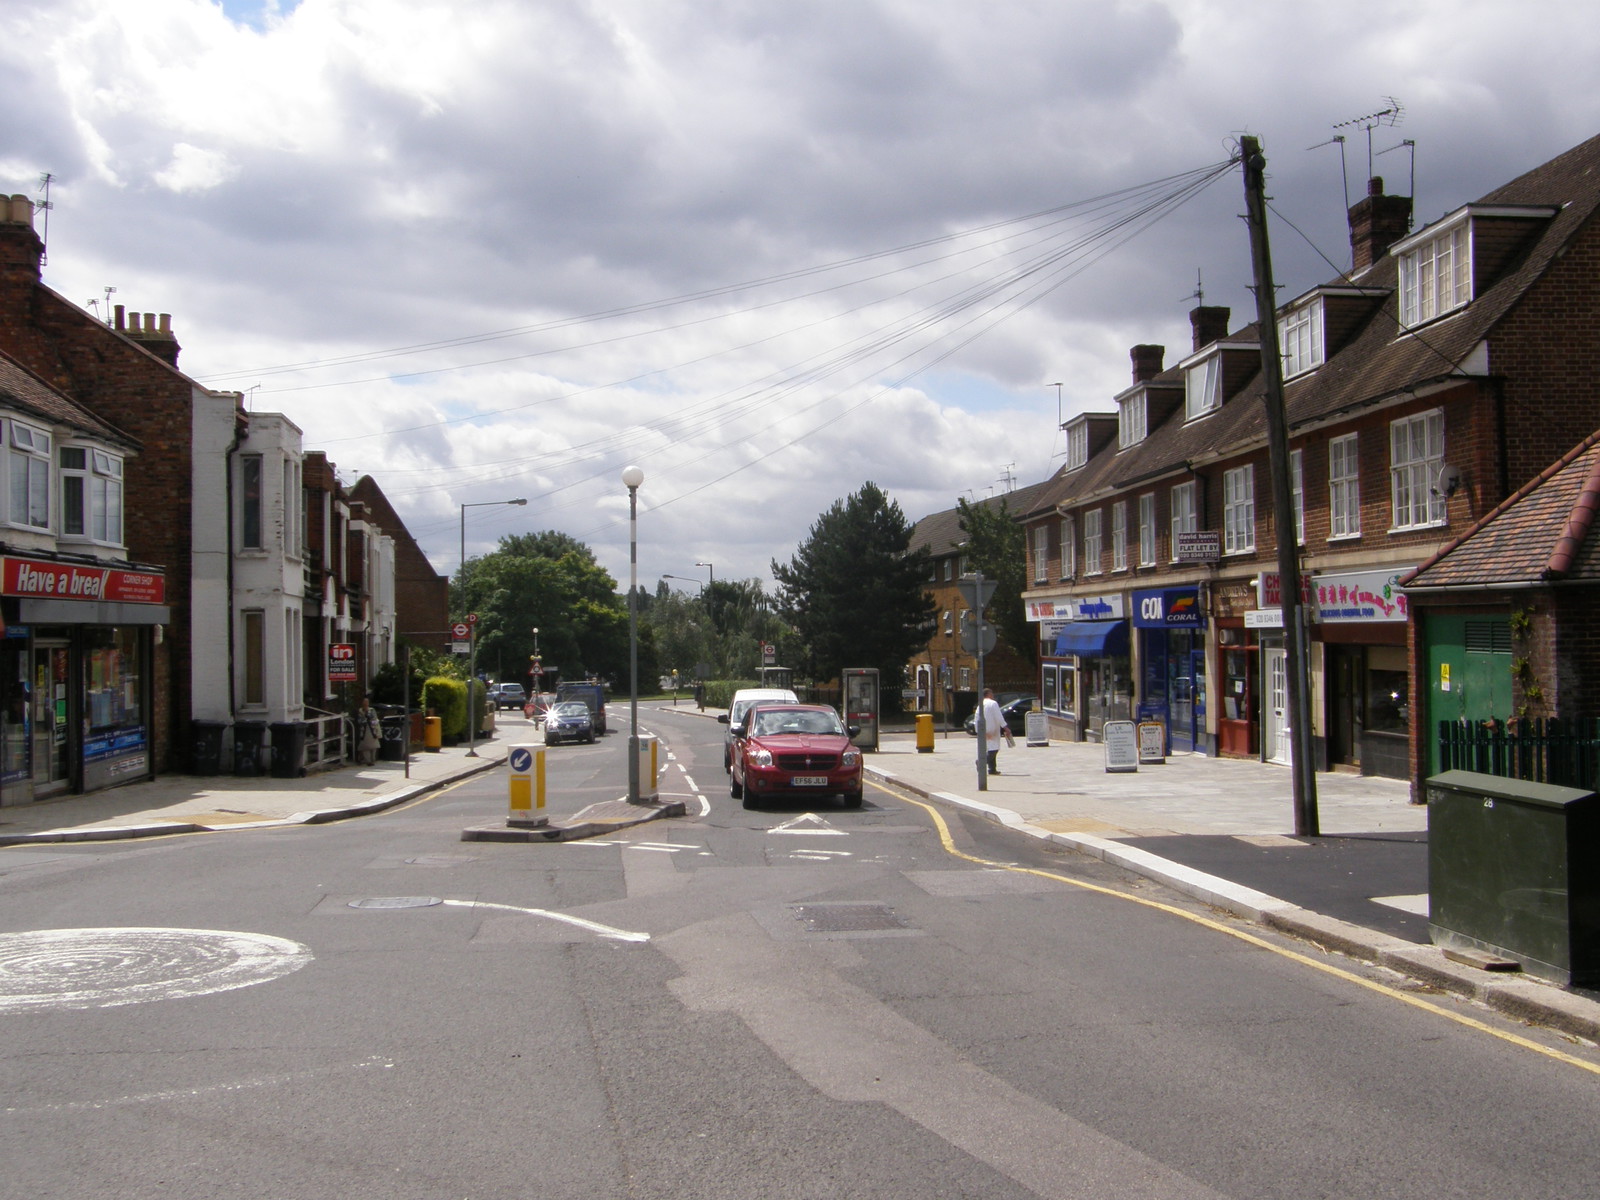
[1240,135,1320,836]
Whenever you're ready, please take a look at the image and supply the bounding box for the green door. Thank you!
[1424,614,1513,775]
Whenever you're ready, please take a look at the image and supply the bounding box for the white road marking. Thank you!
[443,899,649,943]
[789,849,853,861]
[3,1057,392,1115]
[1372,893,1429,915]
[0,927,313,1014]
[770,813,847,836]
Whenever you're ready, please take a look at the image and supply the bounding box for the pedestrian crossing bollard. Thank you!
[637,734,659,803]
[507,744,546,827]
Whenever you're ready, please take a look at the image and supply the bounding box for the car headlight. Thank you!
[841,749,861,766]
[748,748,773,767]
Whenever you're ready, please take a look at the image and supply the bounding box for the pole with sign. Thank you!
[957,572,998,791]
[464,614,480,758]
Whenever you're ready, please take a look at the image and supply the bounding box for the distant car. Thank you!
[717,687,799,772]
[543,701,596,745]
[965,695,1037,737]
[729,702,863,810]
[491,682,527,710]
[523,691,557,722]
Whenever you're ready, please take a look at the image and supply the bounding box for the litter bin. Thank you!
[269,722,308,778]
[1428,769,1600,986]
[915,713,934,753]
[191,719,227,775]
[232,720,268,776]
[424,715,442,752]
[379,709,407,762]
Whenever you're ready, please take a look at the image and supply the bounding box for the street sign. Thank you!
[452,622,470,639]
[959,615,997,654]
[956,578,997,611]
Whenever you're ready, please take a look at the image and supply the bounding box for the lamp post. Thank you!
[695,560,714,588]
[459,497,527,758]
[622,465,645,804]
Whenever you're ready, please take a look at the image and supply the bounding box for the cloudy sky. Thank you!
[4,0,1599,594]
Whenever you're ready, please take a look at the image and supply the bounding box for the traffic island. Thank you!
[462,797,687,843]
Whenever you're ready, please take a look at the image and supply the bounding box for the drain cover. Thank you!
[791,903,909,933]
[348,896,443,910]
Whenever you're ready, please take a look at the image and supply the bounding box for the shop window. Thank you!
[1366,668,1409,733]
[1042,668,1057,712]
[86,627,144,748]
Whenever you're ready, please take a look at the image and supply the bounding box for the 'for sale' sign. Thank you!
[328,642,358,682]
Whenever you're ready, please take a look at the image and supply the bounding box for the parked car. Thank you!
[543,701,596,745]
[491,682,527,710]
[556,680,608,735]
[729,702,863,810]
[964,695,1037,737]
[717,686,799,771]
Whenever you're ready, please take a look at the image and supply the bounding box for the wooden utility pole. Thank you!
[1240,135,1320,836]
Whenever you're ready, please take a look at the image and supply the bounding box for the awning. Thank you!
[1053,619,1129,658]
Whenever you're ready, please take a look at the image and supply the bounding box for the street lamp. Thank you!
[660,574,701,591]
[695,560,714,588]
[623,465,645,804]
[458,497,527,758]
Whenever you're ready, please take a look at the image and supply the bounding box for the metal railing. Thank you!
[304,708,348,773]
[1437,717,1600,791]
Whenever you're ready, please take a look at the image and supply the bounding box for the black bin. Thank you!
[379,708,407,762]
[191,719,227,775]
[270,721,308,778]
[232,720,268,776]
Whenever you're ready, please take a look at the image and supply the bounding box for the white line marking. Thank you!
[442,899,649,943]
[770,813,847,836]
[3,1057,392,1115]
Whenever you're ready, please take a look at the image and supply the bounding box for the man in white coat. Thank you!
[980,688,1009,774]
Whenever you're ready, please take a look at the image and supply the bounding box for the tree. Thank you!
[957,494,1034,669]
[772,483,934,706]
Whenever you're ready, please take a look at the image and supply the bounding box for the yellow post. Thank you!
[507,744,546,827]
[915,712,935,753]
[423,715,442,751]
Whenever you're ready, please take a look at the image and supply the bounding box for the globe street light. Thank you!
[458,497,526,758]
[695,560,714,588]
[622,465,645,804]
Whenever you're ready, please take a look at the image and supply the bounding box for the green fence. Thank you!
[1437,717,1600,791]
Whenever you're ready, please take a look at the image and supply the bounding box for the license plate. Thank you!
[792,776,827,786]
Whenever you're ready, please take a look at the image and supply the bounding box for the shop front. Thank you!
[0,554,167,805]
[1132,586,1206,754]
[1312,567,1413,779]
[1045,593,1129,742]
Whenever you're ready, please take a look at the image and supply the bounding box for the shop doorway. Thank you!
[1264,647,1291,766]
[31,641,71,796]
[1326,644,1362,769]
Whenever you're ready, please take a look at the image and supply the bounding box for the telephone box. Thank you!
[842,668,880,751]
[760,666,794,691]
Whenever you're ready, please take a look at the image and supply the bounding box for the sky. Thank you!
[4,0,1600,596]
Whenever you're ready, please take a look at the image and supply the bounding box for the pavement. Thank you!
[1,707,1597,1043]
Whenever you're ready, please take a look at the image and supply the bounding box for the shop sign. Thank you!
[1312,568,1413,623]
[1132,587,1202,629]
[328,642,358,682]
[1028,595,1124,621]
[1245,609,1284,629]
[0,555,165,605]
[1256,572,1312,609]
[1103,720,1139,773]
[1027,599,1071,621]
[1174,531,1221,562]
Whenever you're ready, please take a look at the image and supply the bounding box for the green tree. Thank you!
[956,494,1034,668]
[771,482,934,707]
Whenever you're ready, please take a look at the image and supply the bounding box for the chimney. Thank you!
[1349,177,1413,272]
[0,195,43,292]
[1130,344,1164,383]
[1190,306,1230,352]
[113,305,182,368]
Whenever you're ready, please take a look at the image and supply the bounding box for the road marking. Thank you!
[0,927,312,1014]
[3,1057,393,1115]
[790,849,853,861]
[1372,893,1429,915]
[879,783,1600,1079]
[769,813,847,836]
[442,899,649,943]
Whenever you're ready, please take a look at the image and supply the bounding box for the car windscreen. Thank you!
[552,702,588,717]
[752,710,842,737]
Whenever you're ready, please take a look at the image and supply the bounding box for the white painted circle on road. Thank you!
[0,927,313,1014]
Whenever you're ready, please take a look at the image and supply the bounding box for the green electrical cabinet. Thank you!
[1427,769,1600,986]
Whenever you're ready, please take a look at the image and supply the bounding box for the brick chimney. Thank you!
[113,305,182,368]
[1190,306,1230,351]
[0,195,44,306]
[1130,344,1164,383]
[1349,177,1413,272]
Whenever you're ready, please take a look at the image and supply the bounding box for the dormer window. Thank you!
[1185,355,1222,419]
[1118,392,1146,448]
[1282,297,1324,378]
[1066,421,1089,470]
[1398,219,1469,328]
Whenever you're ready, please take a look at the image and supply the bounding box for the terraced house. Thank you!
[1019,131,1600,787]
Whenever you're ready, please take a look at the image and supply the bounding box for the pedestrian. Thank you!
[980,688,1012,774]
[356,695,382,765]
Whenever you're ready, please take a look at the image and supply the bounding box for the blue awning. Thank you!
[1053,619,1129,658]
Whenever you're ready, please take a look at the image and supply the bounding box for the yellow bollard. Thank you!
[423,715,442,752]
[916,712,935,753]
[507,745,546,827]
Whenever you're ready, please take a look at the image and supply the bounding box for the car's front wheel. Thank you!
[842,790,863,809]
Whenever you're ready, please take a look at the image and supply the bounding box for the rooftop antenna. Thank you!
[1332,96,1404,182]
[1049,381,1063,425]
[102,286,117,326]
[1181,269,1204,308]
[998,463,1017,493]
[1306,134,1350,212]
[1378,138,1418,223]
[33,173,53,266]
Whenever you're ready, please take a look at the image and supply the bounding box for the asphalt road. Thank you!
[3,706,1598,1199]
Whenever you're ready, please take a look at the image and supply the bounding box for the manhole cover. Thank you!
[791,903,909,933]
[347,896,443,910]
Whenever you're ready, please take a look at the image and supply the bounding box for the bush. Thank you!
[423,676,468,738]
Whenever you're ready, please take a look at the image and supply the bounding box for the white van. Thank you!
[718,686,799,771]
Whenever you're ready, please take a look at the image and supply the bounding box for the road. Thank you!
[2,705,1597,1199]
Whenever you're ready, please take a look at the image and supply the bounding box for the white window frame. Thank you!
[1399,222,1470,328]
[1059,515,1075,580]
[1282,297,1324,378]
[1391,409,1447,530]
[1170,481,1197,561]
[59,444,124,546]
[1111,502,1128,572]
[1185,355,1222,419]
[1083,509,1103,575]
[1329,434,1360,539]
[8,420,51,531]
[1291,449,1305,546]
[1223,465,1255,554]
[1033,525,1049,584]
[1066,422,1089,470]
[1138,493,1156,567]
[1118,393,1146,448]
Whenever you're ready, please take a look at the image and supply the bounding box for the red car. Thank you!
[730,703,863,810]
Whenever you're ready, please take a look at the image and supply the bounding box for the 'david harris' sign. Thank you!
[0,556,166,605]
